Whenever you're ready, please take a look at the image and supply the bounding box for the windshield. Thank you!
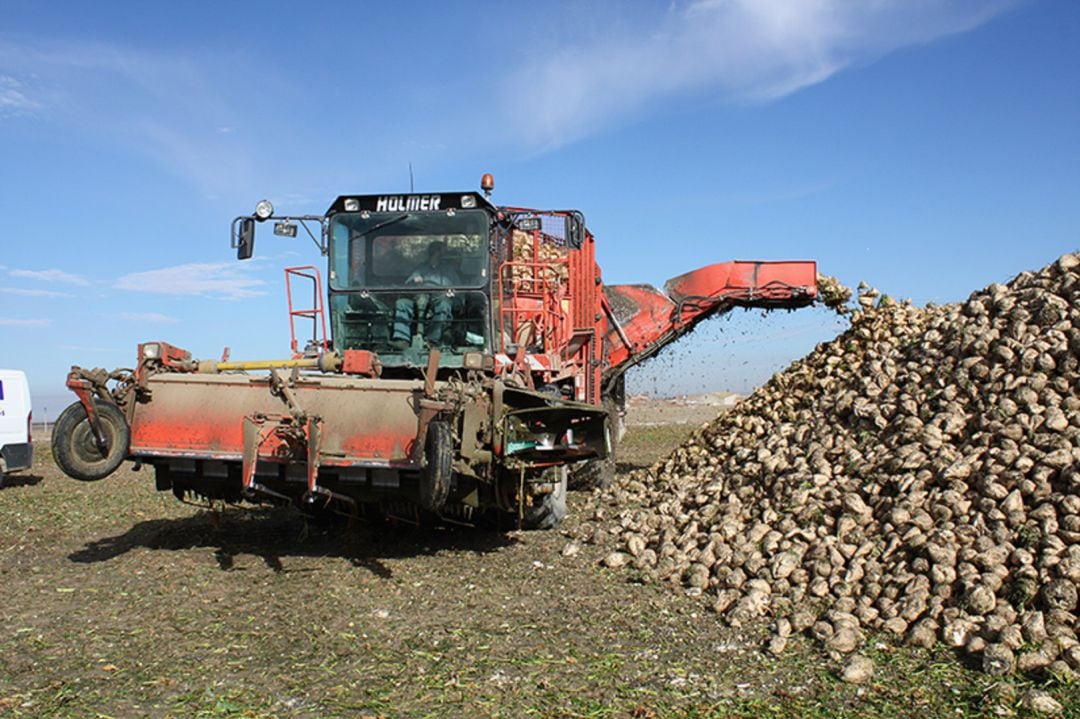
[328,209,492,364]
[329,210,489,290]
[330,289,490,363]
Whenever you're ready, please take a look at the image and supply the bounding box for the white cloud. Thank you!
[0,318,52,327]
[8,268,91,285]
[0,74,39,115]
[502,0,1014,149]
[0,286,75,298]
[0,1,1014,194]
[0,39,255,197]
[114,262,267,300]
[119,311,180,324]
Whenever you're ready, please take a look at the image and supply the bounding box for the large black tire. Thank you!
[569,446,615,490]
[568,379,625,491]
[52,400,130,481]
[521,466,567,530]
[568,411,621,490]
[418,420,452,511]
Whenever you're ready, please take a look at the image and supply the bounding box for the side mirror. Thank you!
[237,218,255,260]
[566,212,585,249]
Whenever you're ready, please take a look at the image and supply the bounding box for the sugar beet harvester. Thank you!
[53,175,819,529]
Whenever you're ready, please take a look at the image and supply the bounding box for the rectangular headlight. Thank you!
[462,352,486,370]
[274,222,298,237]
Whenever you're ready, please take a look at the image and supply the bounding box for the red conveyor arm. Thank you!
[602,260,818,380]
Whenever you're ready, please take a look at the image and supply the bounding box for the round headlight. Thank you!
[254,199,274,221]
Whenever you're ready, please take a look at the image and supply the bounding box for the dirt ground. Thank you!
[1,399,1074,718]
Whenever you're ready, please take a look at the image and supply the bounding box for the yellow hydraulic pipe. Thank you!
[217,358,318,371]
[197,354,341,374]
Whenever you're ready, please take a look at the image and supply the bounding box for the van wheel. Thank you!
[52,400,130,481]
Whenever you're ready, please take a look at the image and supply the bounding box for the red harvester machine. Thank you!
[53,175,818,529]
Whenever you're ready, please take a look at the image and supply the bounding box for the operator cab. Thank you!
[232,180,586,374]
[326,192,496,367]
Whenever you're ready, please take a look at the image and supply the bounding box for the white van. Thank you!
[0,369,33,485]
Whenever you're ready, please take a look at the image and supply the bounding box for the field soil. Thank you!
[0,397,1069,718]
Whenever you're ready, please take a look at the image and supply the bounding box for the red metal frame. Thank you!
[285,266,329,358]
[569,227,601,404]
[493,212,604,404]
[493,222,818,405]
[497,261,570,355]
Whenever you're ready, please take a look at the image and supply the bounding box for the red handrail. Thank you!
[284,265,329,358]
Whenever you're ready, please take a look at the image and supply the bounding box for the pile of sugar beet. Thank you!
[600,252,1080,680]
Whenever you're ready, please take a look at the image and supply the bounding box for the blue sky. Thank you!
[1,0,1078,415]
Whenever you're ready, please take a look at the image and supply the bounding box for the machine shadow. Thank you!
[0,473,43,489]
[67,505,519,576]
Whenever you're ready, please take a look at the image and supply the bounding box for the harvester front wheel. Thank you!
[52,400,130,481]
[419,420,452,512]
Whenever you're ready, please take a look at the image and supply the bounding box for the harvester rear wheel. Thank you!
[569,445,615,490]
[569,381,624,491]
[521,466,567,530]
[52,400,130,482]
[569,409,621,491]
